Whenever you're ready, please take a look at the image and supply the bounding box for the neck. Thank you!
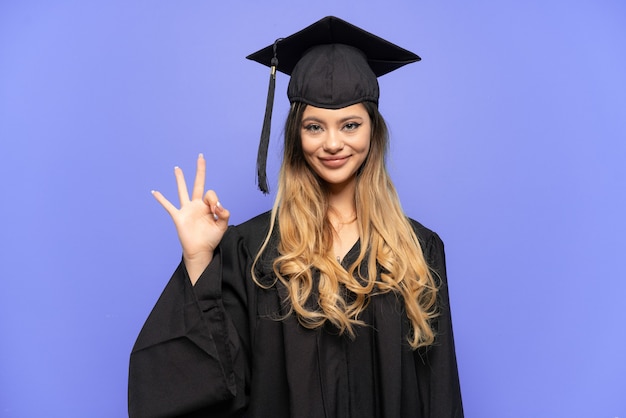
[326,178,357,225]
[327,180,356,213]
[325,179,360,261]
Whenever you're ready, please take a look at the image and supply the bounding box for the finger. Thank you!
[151,190,178,217]
[174,166,190,205]
[203,189,219,217]
[214,200,231,224]
[191,153,206,201]
[203,190,226,222]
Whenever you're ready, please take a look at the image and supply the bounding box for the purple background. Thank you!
[1,1,625,417]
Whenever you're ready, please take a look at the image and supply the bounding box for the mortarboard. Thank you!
[246,16,421,193]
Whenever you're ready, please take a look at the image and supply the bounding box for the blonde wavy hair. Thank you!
[253,101,438,349]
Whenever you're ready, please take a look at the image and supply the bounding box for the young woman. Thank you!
[129,16,463,418]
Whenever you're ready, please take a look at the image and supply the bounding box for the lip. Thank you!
[319,155,350,168]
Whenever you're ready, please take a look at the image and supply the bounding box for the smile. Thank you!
[319,156,350,168]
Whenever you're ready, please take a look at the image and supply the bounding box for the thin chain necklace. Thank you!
[332,213,357,231]
[333,212,357,264]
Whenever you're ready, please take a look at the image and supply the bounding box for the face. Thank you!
[300,103,371,190]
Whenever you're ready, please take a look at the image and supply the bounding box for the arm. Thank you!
[128,233,251,418]
[416,230,464,418]
[128,155,249,417]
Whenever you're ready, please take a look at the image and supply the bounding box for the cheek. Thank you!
[300,136,319,158]
[359,134,372,154]
[298,138,315,166]
[357,125,372,152]
[300,138,311,155]
[365,137,372,152]
[357,135,373,166]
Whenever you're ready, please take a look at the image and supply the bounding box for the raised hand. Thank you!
[152,154,230,284]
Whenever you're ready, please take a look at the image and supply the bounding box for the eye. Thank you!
[343,122,361,131]
[303,123,323,133]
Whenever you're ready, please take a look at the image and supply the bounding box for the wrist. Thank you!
[183,252,214,285]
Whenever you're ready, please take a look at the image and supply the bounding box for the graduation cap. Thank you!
[247,16,421,193]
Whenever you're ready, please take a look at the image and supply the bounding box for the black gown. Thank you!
[129,212,463,418]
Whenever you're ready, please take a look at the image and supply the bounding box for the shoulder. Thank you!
[234,210,272,234]
[223,211,273,256]
[407,217,442,246]
[407,217,447,270]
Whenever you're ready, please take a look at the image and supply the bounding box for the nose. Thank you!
[323,130,344,153]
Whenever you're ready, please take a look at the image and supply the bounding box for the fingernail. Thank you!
[213,213,219,221]
[199,153,204,158]
[216,201,222,209]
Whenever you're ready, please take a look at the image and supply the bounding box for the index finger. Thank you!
[151,190,178,217]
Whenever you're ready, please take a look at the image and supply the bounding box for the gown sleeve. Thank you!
[416,229,464,418]
[128,227,253,418]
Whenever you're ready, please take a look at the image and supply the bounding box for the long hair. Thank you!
[253,101,438,349]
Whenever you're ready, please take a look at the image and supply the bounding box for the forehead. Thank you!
[301,103,369,120]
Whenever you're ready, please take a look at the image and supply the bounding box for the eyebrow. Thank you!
[301,115,364,124]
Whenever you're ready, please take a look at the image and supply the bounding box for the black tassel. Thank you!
[256,39,282,194]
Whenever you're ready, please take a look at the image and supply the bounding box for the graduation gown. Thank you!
[129,212,463,418]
